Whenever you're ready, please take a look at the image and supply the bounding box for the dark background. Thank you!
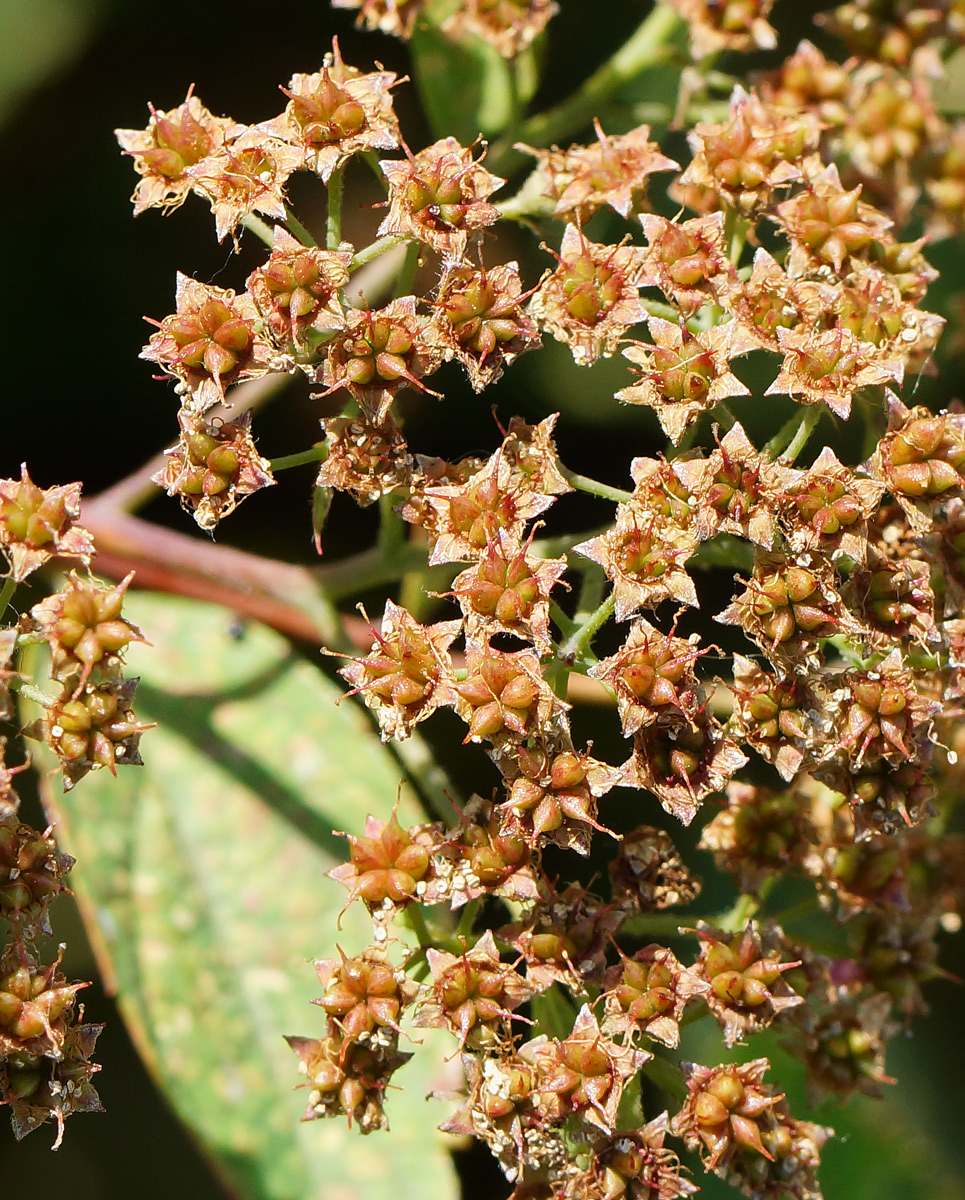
[1,1,964,1196]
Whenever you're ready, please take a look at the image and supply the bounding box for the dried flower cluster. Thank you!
[106,0,965,1196]
[1,468,149,1145]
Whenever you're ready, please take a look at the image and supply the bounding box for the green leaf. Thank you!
[409,21,519,143]
[32,592,460,1200]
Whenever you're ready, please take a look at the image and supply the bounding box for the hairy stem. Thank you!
[284,207,317,248]
[765,404,824,462]
[559,591,616,662]
[240,213,276,247]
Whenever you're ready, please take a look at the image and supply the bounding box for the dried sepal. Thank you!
[775,163,893,277]
[316,413,413,507]
[780,446,885,562]
[152,408,275,531]
[0,817,73,938]
[440,638,568,748]
[327,801,447,917]
[432,261,541,391]
[499,414,573,500]
[716,553,855,672]
[601,945,706,1049]
[691,922,804,1047]
[528,1005,649,1133]
[637,212,736,318]
[617,319,756,445]
[141,274,273,411]
[842,547,938,652]
[0,949,87,1062]
[609,825,702,915]
[500,881,620,993]
[313,945,417,1041]
[671,1058,784,1171]
[378,137,504,259]
[420,446,557,566]
[414,929,535,1050]
[825,650,940,770]
[337,600,461,741]
[729,654,826,780]
[441,794,539,907]
[27,675,150,791]
[626,714,748,827]
[528,225,646,366]
[785,991,896,1104]
[0,467,94,583]
[699,780,818,894]
[260,40,400,180]
[185,125,304,244]
[286,1026,412,1131]
[449,531,567,653]
[864,392,965,533]
[115,90,240,216]
[729,248,834,353]
[443,0,559,57]
[520,120,678,226]
[574,510,698,621]
[28,572,145,689]
[316,297,444,423]
[2,1018,103,1149]
[672,423,794,549]
[667,0,777,59]
[331,0,425,39]
[677,87,821,217]
[765,326,899,420]
[0,631,16,726]
[571,1115,697,1200]
[247,227,352,351]
[590,618,707,737]
[491,734,621,855]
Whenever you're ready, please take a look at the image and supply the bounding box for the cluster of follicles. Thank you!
[119,0,965,1196]
[0,467,148,1143]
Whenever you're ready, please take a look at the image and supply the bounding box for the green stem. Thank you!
[559,466,633,504]
[240,213,275,247]
[490,2,682,171]
[717,876,778,933]
[723,207,750,266]
[714,402,738,430]
[559,591,616,662]
[284,208,317,248]
[393,241,421,300]
[641,298,683,322]
[455,900,480,941]
[403,904,434,949]
[326,168,344,250]
[269,446,326,472]
[765,404,824,462]
[780,404,824,464]
[350,235,409,271]
[0,573,16,619]
[621,912,689,938]
[549,600,578,640]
